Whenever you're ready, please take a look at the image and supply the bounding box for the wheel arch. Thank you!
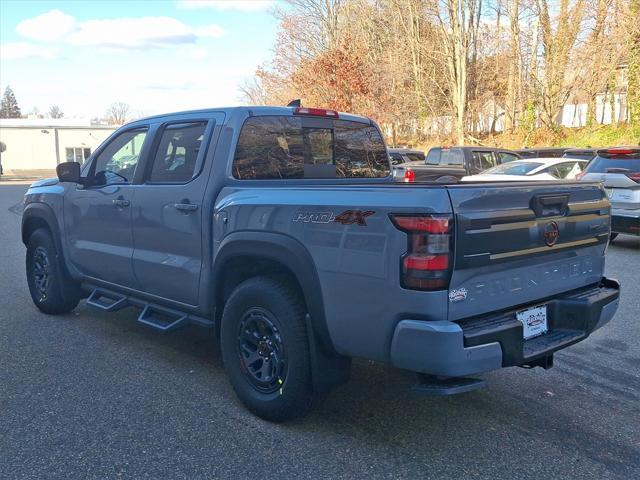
[22,203,61,248]
[213,231,336,356]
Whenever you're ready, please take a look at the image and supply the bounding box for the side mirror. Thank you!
[56,161,81,183]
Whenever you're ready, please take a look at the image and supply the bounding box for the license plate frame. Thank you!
[517,305,548,340]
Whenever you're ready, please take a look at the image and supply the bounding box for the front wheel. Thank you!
[220,276,314,421]
[26,228,80,314]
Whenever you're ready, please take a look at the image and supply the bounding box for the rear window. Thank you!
[389,152,405,165]
[563,152,595,161]
[585,155,640,173]
[427,148,463,165]
[484,161,543,175]
[405,152,425,163]
[232,116,390,179]
[147,122,206,183]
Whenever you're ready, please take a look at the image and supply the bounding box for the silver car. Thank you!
[579,147,640,239]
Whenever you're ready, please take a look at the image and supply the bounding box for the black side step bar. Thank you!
[83,285,215,332]
[86,289,129,312]
[411,375,486,396]
[137,305,189,332]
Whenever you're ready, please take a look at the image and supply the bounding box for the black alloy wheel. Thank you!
[237,307,288,393]
[31,246,51,302]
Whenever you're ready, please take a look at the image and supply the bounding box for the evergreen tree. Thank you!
[0,86,22,118]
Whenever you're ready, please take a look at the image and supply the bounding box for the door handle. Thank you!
[112,197,130,208]
[174,202,199,213]
[531,194,569,217]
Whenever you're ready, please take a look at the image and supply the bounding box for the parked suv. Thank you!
[22,106,619,421]
[578,147,640,239]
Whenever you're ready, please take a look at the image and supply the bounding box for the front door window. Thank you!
[91,129,147,186]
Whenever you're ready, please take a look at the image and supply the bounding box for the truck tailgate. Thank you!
[446,182,610,321]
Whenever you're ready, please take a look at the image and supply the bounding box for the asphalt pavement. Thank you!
[1,183,639,479]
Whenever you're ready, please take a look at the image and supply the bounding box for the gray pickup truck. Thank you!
[22,106,620,421]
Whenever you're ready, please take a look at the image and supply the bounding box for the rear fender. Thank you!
[214,231,335,355]
[213,231,350,392]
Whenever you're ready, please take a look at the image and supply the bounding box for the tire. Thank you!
[26,228,80,314]
[609,232,619,241]
[220,276,314,422]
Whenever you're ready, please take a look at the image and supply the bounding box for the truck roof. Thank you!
[429,146,517,152]
[132,106,373,126]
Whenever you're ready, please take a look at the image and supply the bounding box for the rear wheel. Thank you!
[220,276,314,421]
[26,228,80,314]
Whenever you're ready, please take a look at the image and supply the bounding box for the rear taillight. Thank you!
[626,172,640,183]
[606,148,635,155]
[599,147,640,158]
[390,214,453,291]
[403,169,415,183]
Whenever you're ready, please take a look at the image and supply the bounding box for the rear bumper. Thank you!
[611,208,640,235]
[390,278,620,377]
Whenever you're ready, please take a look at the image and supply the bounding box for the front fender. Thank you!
[22,202,61,246]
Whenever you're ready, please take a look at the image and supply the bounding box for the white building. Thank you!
[0,118,116,173]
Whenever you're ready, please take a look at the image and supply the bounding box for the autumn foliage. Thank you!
[292,37,371,113]
[241,0,640,146]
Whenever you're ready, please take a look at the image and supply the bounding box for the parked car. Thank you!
[578,147,640,239]
[388,148,425,165]
[22,106,619,421]
[562,148,597,161]
[516,147,570,158]
[461,158,588,182]
[395,146,521,182]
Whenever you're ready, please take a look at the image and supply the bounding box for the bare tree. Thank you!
[504,0,523,131]
[432,0,484,144]
[535,0,587,128]
[106,102,130,125]
[281,0,345,55]
[239,76,270,105]
[48,105,64,119]
[626,0,640,124]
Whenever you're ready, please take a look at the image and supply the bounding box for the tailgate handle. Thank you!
[531,194,569,217]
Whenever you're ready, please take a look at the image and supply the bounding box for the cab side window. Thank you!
[147,122,207,183]
[92,128,148,186]
[499,152,519,163]
[471,151,496,171]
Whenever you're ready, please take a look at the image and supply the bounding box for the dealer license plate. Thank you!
[517,305,548,340]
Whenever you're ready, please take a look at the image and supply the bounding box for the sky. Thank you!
[0,0,279,119]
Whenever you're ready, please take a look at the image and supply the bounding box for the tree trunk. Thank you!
[505,0,520,132]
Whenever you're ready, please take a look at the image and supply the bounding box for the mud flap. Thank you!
[305,314,351,393]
